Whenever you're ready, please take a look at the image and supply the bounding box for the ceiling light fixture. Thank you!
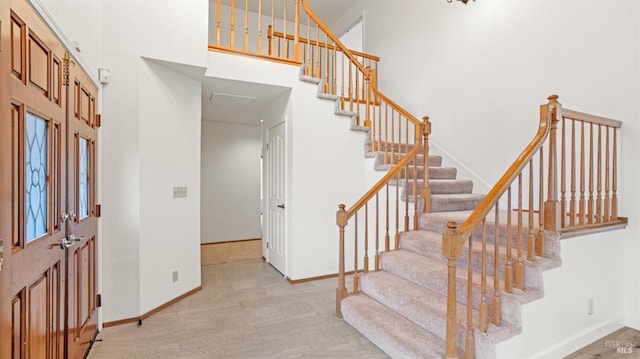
[448,0,475,4]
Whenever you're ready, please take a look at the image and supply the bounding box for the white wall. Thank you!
[496,231,626,358]
[330,0,640,356]
[201,121,262,243]
[207,51,369,279]
[99,0,208,321]
[37,0,102,75]
[138,59,202,314]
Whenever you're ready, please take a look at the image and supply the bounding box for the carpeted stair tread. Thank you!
[380,249,496,307]
[398,230,561,289]
[341,294,456,359]
[431,193,484,212]
[301,61,558,358]
[365,141,424,155]
[379,249,532,323]
[374,153,443,169]
[419,211,563,260]
[359,271,522,356]
[401,179,474,196]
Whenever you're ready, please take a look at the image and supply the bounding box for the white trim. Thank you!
[523,318,625,359]
[28,0,101,87]
[624,316,640,331]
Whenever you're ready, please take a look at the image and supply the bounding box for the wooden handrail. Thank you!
[207,44,302,66]
[301,0,368,77]
[457,97,554,237]
[347,131,422,217]
[300,0,432,322]
[442,95,625,357]
[270,30,381,62]
[369,83,420,128]
[561,108,622,128]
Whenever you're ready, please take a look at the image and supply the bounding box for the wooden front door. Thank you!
[65,41,99,359]
[0,0,99,357]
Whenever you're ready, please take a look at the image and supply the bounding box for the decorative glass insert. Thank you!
[79,137,89,219]
[26,113,48,242]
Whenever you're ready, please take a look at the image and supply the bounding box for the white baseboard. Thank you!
[524,318,625,359]
[624,316,640,331]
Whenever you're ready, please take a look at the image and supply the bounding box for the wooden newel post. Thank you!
[267,25,273,56]
[422,116,432,213]
[544,95,562,231]
[336,204,348,318]
[442,221,462,359]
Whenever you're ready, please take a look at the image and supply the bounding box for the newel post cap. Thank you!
[336,204,348,227]
[442,221,462,258]
[422,116,431,135]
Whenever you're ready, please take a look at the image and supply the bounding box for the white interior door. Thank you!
[267,122,286,274]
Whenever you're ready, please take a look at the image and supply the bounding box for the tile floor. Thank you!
[88,258,638,358]
[87,260,388,358]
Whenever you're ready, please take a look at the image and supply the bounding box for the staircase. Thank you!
[299,65,538,357]
[341,212,562,358]
[209,1,627,356]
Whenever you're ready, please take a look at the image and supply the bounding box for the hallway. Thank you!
[88,260,387,358]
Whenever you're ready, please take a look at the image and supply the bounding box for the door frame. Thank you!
[264,120,287,275]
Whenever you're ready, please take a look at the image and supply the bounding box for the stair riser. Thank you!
[403,180,474,196]
[358,275,461,353]
[419,216,561,259]
[411,196,483,212]
[379,252,516,321]
[360,273,515,357]
[401,167,457,180]
[341,295,452,359]
[399,235,545,290]
[431,197,483,212]
[366,141,425,155]
[374,153,442,168]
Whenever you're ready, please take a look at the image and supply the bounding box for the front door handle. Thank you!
[60,238,73,249]
[60,235,85,249]
[277,204,285,209]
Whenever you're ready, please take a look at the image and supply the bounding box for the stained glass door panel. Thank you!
[25,113,48,242]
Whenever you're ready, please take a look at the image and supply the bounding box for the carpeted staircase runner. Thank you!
[300,67,562,358]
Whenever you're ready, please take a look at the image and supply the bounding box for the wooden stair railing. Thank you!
[442,95,626,359]
[295,0,433,318]
[209,0,303,65]
[268,28,380,93]
[209,0,412,167]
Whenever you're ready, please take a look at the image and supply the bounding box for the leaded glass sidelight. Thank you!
[79,137,89,219]
[26,112,48,242]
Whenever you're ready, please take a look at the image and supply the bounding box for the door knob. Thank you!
[277,204,285,209]
[60,235,85,249]
[60,238,73,249]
